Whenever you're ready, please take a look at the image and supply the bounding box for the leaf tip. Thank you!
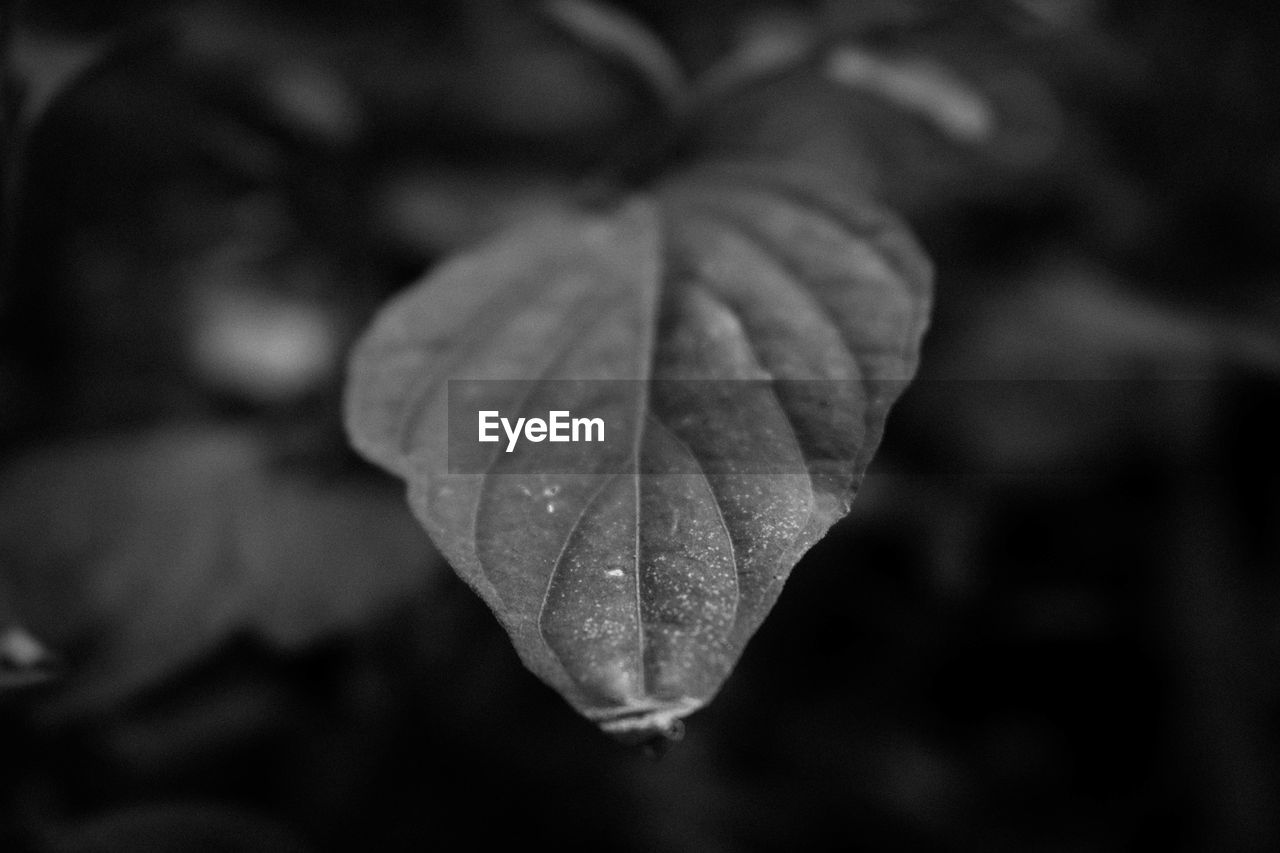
[589,697,699,747]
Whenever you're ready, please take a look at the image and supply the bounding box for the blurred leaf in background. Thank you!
[0,426,439,720]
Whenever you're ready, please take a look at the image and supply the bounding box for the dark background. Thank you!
[2,1,1279,850]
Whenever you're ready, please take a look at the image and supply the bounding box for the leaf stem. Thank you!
[583,27,828,193]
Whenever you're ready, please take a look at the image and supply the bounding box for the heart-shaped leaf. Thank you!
[344,163,932,739]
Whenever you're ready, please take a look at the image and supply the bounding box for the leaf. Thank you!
[542,0,688,113]
[0,427,439,719]
[9,30,112,131]
[344,163,932,739]
[687,40,1065,218]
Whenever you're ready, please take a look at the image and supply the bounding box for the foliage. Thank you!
[2,1,1279,851]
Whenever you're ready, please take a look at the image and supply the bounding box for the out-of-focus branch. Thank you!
[0,0,24,302]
